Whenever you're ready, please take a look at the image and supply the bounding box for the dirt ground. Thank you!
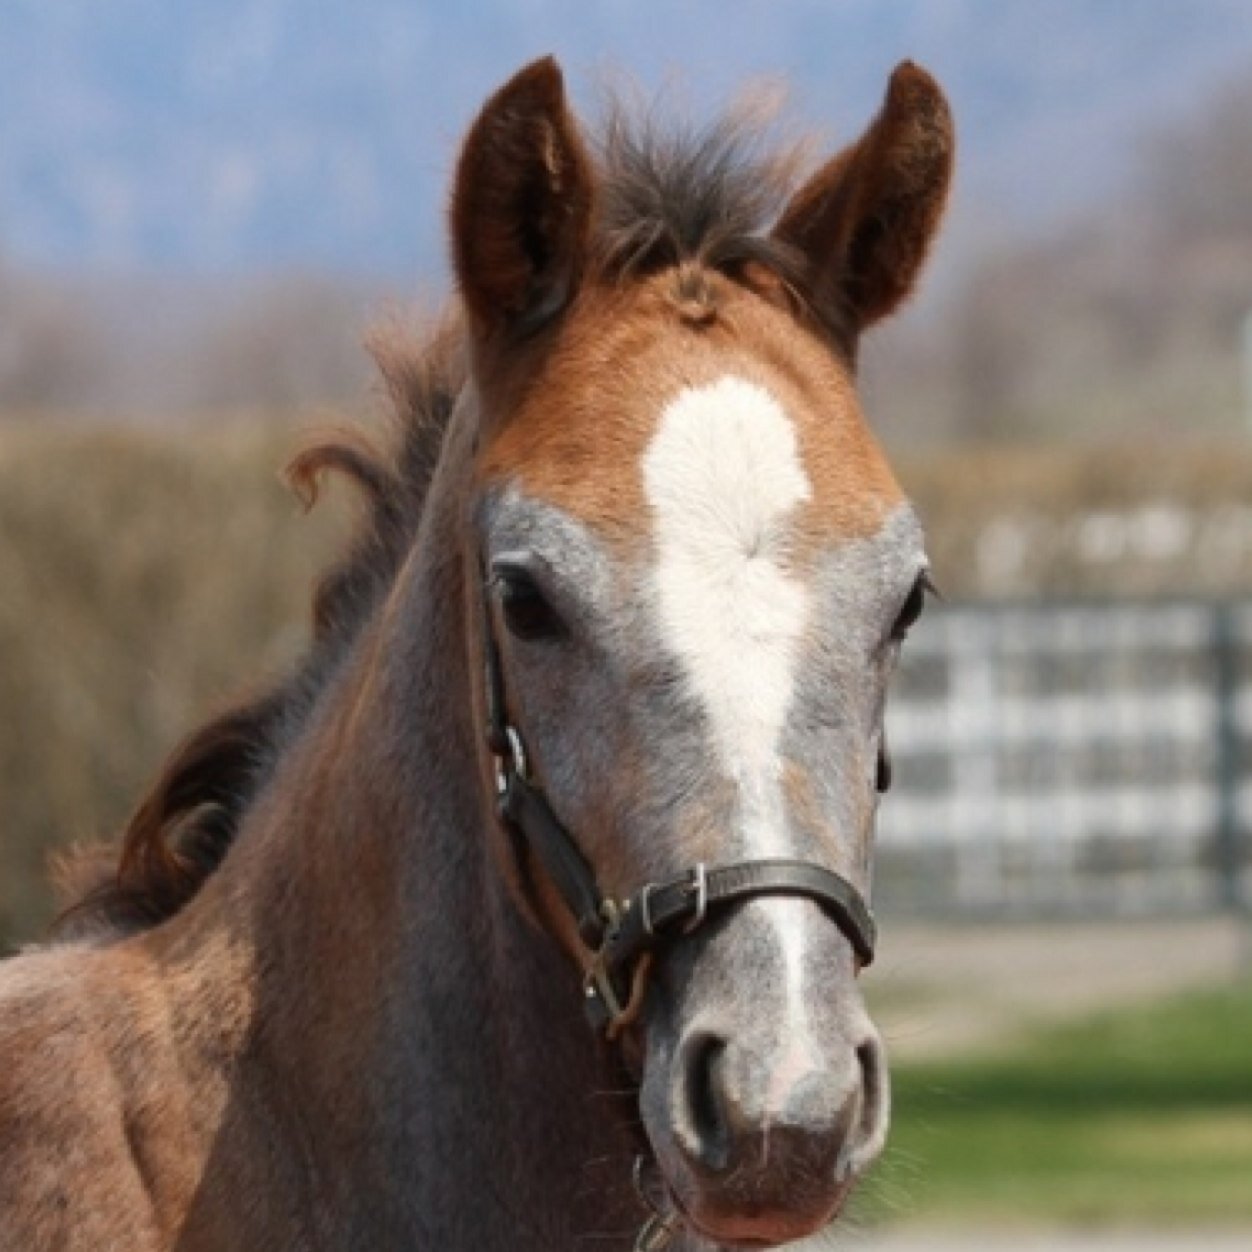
[851,1233,1252,1251]
[864,914,1251,1060]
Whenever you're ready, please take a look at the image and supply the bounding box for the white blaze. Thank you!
[642,375,811,852]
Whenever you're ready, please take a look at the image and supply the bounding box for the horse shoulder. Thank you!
[0,944,170,1251]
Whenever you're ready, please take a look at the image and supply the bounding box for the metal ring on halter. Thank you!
[631,1156,656,1212]
[683,863,708,933]
[493,725,529,795]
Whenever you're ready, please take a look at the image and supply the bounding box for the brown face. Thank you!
[455,56,952,1246]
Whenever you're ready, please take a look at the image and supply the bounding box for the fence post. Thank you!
[1212,602,1245,914]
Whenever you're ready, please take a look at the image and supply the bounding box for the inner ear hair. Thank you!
[774,60,954,339]
[451,56,595,340]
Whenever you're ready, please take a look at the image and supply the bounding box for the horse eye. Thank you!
[498,572,565,642]
[890,570,935,642]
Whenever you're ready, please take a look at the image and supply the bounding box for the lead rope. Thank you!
[636,1211,681,1251]
[632,1156,682,1250]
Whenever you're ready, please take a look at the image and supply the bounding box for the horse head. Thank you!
[452,57,952,1247]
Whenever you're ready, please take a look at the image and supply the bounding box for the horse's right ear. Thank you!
[451,57,594,340]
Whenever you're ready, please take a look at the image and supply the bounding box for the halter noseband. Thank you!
[481,568,877,1039]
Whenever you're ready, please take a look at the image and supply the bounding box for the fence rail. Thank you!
[876,598,1252,917]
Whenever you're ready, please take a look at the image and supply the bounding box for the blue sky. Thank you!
[4,1,1252,281]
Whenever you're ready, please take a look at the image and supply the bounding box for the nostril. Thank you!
[855,1040,877,1101]
[848,1034,891,1175]
[680,1031,729,1170]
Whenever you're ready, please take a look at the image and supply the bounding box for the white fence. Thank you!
[876,599,1252,916]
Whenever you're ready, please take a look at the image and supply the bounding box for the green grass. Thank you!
[854,982,1252,1227]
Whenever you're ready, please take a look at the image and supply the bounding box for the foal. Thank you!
[0,57,952,1250]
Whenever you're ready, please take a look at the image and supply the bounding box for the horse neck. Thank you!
[149,408,640,1247]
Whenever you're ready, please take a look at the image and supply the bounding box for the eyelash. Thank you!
[890,570,936,643]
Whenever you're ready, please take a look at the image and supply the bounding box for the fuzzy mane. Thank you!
[54,106,820,939]
[54,319,465,938]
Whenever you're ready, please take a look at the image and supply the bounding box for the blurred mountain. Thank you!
[894,69,1252,445]
[4,0,1252,279]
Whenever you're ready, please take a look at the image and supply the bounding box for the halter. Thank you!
[481,567,877,1040]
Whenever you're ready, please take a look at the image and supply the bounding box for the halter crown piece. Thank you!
[480,565,878,1041]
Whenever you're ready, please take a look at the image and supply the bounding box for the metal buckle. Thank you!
[682,862,708,933]
[640,864,706,937]
[492,725,528,796]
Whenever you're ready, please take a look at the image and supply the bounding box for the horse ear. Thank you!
[774,61,953,338]
[451,57,594,339]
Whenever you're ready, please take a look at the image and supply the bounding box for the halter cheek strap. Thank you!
[482,572,877,1039]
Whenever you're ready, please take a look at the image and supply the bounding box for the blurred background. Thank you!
[2,1,1251,1246]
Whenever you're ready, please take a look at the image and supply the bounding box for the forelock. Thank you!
[590,94,812,288]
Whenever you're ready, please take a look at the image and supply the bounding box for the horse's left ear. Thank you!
[451,56,595,340]
[774,61,953,338]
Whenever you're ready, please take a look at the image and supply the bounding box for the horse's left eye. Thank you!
[890,570,935,642]
[499,572,565,642]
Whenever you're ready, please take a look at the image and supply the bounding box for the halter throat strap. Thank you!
[481,568,877,1037]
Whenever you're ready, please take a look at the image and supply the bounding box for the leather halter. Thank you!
[481,568,877,1039]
